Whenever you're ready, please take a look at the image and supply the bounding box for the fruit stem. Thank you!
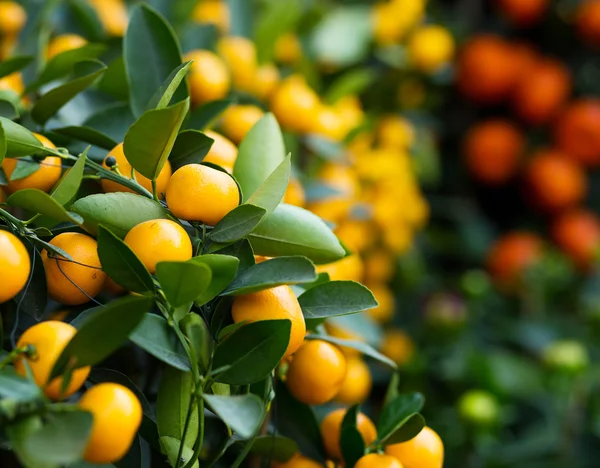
[0,345,29,369]
[0,208,26,230]
[152,179,159,202]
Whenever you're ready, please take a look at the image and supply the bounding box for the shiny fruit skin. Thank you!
[0,1,26,36]
[124,219,192,274]
[463,120,524,185]
[203,130,237,173]
[14,321,90,400]
[3,133,61,194]
[525,149,586,213]
[232,285,306,359]
[0,230,30,303]
[165,163,239,225]
[377,115,415,150]
[320,408,377,460]
[496,0,547,27]
[355,453,404,468]
[555,99,600,167]
[335,357,372,405]
[101,143,172,198]
[220,104,264,144]
[380,329,415,366]
[285,340,347,405]
[79,383,142,464]
[408,25,455,73]
[385,426,444,468]
[42,233,107,305]
[46,34,87,60]
[271,453,323,468]
[184,50,230,106]
[577,1,600,46]
[552,209,600,270]
[486,232,542,290]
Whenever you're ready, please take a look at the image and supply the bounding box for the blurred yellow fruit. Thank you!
[335,357,372,404]
[184,50,230,106]
[307,163,360,223]
[372,0,426,45]
[47,34,87,60]
[408,25,455,73]
[347,131,375,158]
[334,95,364,133]
[192,0,230,33]
[0,71,23,95]
[366,283,395,323]
[355,148,412,182]
[310,105,348,141]
[383,223,414,254]
[217,36,257,92]
[272,453,323,468]
[325,322,364,357]
[220,104,264,144]
[275,33,302,64]
[334,219,374,253]
[0,1,26,37]
[88,0,127,36]
[364,248,396,283]
[283,177,306,207]
[378,115,415,149]
[203,130,237,172]
[380,329,415,366]
[270,75,321,133]
[252,63,280,100]
[316,254,364,282]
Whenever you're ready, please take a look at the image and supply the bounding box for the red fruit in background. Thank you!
[496,0,548,27]
[555,100,600,167]
[486,232,543,290]
[552,209,600,270]
[512,59,571,125]
[524,149,587,213]
[463,119,525,184]
[576,0,600,46]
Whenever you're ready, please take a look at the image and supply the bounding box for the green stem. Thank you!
[230,431,259,468]
[182,394,204,468]
[0,346,29,369]
[152,179,159,202]
[175,382,196,468]
[0,208,26,229]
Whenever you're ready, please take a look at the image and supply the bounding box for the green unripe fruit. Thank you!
[543,340,589,373]
[458,390,499,426]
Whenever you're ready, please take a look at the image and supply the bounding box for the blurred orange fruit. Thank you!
[47,34,87,60]
[385,426,444,468]
[192,0,230,33]
[552,209,600,270]
[555,99,600,167]
[486,232,543,290]
[496,0,548,27]
[335,356,372,405]
[220,104,264,144]
[184,50,230,106]
[321,408,377,460]
[203,130,237,172]
[380,329,415,366]
[576,0,600,46]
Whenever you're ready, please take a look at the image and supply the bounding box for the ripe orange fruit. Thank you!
[496,0,547,27]
[364,248,396,283]
[555,99,600,167]
[408,25,455,73]
[335,356,372,404]
[385,426,444,468]
[88,0,128,36]
[552,209,600,270]
[184,50,230,106]
[307,163,360,223]
[165,163,239,225]
[524,149,586,213]
[457,35,520,104]
[378,115,415,150]
[220,104,264,144]
[203,130,238,172]
[46,34,87,60]
[320,408,377,460]
[380,329,415,366]
[3,133,62,194]
[101,143,172,198]
[486,232,543,289]
[355,454,403,468]
[192,0,230,33]
[283,177,306,207]
[232,285,306,359]
[0,1,26,36]
[79,383,142,464]
[366,283,395,323]
[0,230,30,303]
[577,1,600,46]
[124,219,192,274]
[274,33,302,65]
[325,322,364,357]
[334,219,373,253]
[15,321,90,400]
[512,59,571,125]
[310,105,347,141]
[316,254,364,282]
[252,63,280,100]
[271,453,322,468]
[0,71,24,95]
[285,340,347,405]
[270,75,321,134]
[42,232,107,305]
[217,36,257,92]
[463,120,524,185]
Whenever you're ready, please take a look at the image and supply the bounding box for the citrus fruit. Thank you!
[408,25,455,73]
[220,104,264,144]
[320,408,377,460]
[203,130,238,172]
[165,163,239,225]
[79,383,142,464]
[253,63,280,100]
[271,453,323,468]
[42,232,107,305]
[285,340,347,405]
[385,426,444,468]
[311,105,347,141]
[192,0,230,33]
[232,285,306,359]
[364,248,396,283]
[555,99,600,167]
[270,75,321,134]
[366,283,395,323]
[184,50,230,106]
[355,454,404,468]
[217,36,257,92]
[307,163,360,223]
[283,177,306,207]
[577,0,600,46]
[543,340,589,373]
[0,230,30,303]
[0,1,26,36]
[0,71,24,95]
[88,0,127,36]
[377,115,415,150]
[496,0,547,27]
[14,321,90,400]
[552,209,600,270]
[46,34,87,60]
[274,33,302,64]
[124,219,192,274]
[486,232,543,290]
[372,0,425,45]
[458,390,500,426]
[335,356,372,405]
[380,329,415,366]
[316,255,364,282]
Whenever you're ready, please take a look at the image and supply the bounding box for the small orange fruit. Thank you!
[88,0,128,36]
[577,1,600,46]
[252,63,280,100]
[0,1,26,36]
[271,453,323,468]
[283,177,306,207]
[486,232,543,290]
[364,248,396,283]
[0,230,30,303]
[335,357,372,405]
[355,453,404,468]
[192,0,230,33]
[0,71,24,95]
[380,329,415,366]
[270,75,321,134]
[552,209,600,270]
[320,408,377,460]
[124,219,192,274]
[220,104,264,144]
[217,36,257,92]
[165,163,239,225]
[274,33,302,64]
[555,99,600,167]
[378,115,415,150]
[316,255,364,282]
[42,232,107,305]
[496,0,547,27]
[203,130,238,172]
[15,321,90,400]
[232,285,306,359]
[285,340,347,405]
[366,283,395,323]
[46,34,87,60]
[408,25,455,73]
[184,50,230,106]
[385,426,444,468]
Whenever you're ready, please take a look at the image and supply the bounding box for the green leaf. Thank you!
[324,69,376,104]
[22,411,93,465]
[340,406,365,467]
[180,313,213,374]
[84,103,135,143]
[210,204,267,244]
[382,413,426,445]
[14,247,47,321]
[377,393,425,444]
[310,334,397,369]
[254,0,302,64]
[0,368,43,402]
[31,60,107,124]
[224,256,317,295]
[9,157,40,180]
[6,416,56,468]
[157,366,197,448]
[156,260,212,307]
[169,129,214,170]
[124,3,186,117]
[52,126,118,150]
[0,99,18,119]
[97,226,155,294]
[248,204,345,264]
[7,189,83,224]
[246,153,291,216]
[245,435,299,462]
[203,394,265,439]
[213,239,255,272]
[189,254,239,305]
[0,118,45,161]
[233,113,285,201]
[51,149,87,205]
[130,314,191,371]
[123,98,190,180]
[98,56,129,102]
[51,296,153,379]
[212,320,291,385]
[70,192,170,238]
[0,55,33,80]
[186,98,233,130]
[66,0,104,41]
[159,437,199,468]
[147,61,192,110]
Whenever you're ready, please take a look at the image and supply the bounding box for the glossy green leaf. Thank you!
[66,0,104,41]
[7,189,83,224]
[123,98,189,180]
[6,416,56,468]
[0,368,43,402]
[186,98,233,130]
[156,260,212,307]
[245,435,299,462]
[180,313,213,374]
[188,254,239,305]
[169,129,214,170]
[340,405,365,467]
[0,118,46,161]
[70,192,170,238]
[0,55,33,80]
[130,314,191,371]
[203,394,265,439]
[147,61,192,110]
[213,320,291,385]
[51,296,153,379]
[248,204,345,264]
[97,226,155,294]
[124,3,186,116]
[210,204,267,244]
[52,126,118,150]
[98,56,129,102]
[309,334,397,369]
[84,103,135,143]
[0,99,18,119]
[212,239,255,273]
[224,256,317,295]
[9,157,40,180]
[160,437,199,468]
[233,113,285,201]
[51,149,87,205]
[378,393,426,445]
[246,153,291,215]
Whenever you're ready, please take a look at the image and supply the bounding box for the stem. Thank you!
[152,179,159,202]
[175,382,196,468]
[230,432,258,468]
[182,394,204,468]
[0,208,26,229]
[0,346,29,369]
